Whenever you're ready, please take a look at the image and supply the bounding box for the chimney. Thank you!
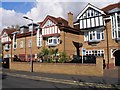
[68,12,73,28]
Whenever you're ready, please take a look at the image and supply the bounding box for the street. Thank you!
[1,69,120,89]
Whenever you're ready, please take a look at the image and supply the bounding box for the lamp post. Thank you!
[23,16,33,72]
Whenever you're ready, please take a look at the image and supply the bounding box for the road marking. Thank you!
[3,72,120,89]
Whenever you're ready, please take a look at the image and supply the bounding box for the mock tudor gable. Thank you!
[77,3,106,30]
[41,15,61,37]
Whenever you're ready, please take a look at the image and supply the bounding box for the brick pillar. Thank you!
[96,57,103,76]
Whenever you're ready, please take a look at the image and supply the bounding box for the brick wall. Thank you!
[10,57,103,76]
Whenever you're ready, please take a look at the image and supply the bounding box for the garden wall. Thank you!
[10,57,103,76]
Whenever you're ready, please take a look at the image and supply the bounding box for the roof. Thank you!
[41,15,69,27]
[77,3,105,20]
[41,15,80,34]
[101,2,120,13]
[1,28,17,36]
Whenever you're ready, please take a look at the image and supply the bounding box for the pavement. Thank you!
[1,68,120,89]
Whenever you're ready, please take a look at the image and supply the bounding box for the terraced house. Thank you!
[1,28,17,59]
[75,3,120,68]
[1,12,80,62]
[1,3,120,69]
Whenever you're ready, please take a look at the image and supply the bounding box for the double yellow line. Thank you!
[2,72,120,89]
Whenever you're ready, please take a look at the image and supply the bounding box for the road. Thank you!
[2,69,120,89]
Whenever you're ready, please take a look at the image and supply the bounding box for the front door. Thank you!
[114,50,120,66]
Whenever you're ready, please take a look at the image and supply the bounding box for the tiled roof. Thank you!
[1,28,17,35]
[101,2,120,13]
[41,15,69,27]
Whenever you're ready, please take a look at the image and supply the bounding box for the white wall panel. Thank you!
[91,18,95,27]
[95,17,99,26]
[99,16,103,26]
[87,19,91,28]
[49,27,52,34]
[80,20,83,29]
[83,19,86,28]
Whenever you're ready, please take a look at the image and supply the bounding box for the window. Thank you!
[86,49,104,57]
[101,31,104,40]
[29,25,33,32]
[86,31,104,42]
[111,15,116,39]
[111,48,116,58]
[47,37,60,46]
[89,31,96,40]
[84,32,88,41]
[4,44,10,50]
[37,29,42,47]
[97,31,100,39]
[28,39,32,47]
[13,34,17,49]
[111,13,120,39]
[117,14,120,38]
[20,41,24,48]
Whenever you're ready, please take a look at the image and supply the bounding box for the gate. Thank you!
[2,58,9,68]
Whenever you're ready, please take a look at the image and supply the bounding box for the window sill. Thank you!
[88,39,101,43]
[47,43,58,47]
[115,38,120,43]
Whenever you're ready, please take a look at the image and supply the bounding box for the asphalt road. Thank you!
[2,74,75,88]
[1,69,120,89]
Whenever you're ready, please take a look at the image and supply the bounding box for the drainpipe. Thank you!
[105,21,110,69]
[64,31,65,52]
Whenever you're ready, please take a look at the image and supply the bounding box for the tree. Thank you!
[59,52,67,63]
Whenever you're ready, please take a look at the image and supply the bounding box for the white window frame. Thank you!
[111,48,116,58]
[84,32,88,41]
[37,29,42,47]
[28,39,32,47]
[117,13,120,38]
[86,49,104,57]
[4,44,11,50]
[47,37,60,46]
[13,34,17,49]
[29,25,33,32]
[87,31,104,42]
[111,15,116,39]
[20,41,24,48]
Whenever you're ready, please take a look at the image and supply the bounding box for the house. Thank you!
[40,13,80,57]
[1,12,80,62]
[1,28,17,59]
[75,3,120,68]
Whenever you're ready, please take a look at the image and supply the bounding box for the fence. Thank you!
[10,57,103,76]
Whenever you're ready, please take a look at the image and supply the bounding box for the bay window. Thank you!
[4,44,10,50]
[47,37,60,46]
[84,30,104,42]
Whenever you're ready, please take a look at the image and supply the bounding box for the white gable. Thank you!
[77,3,105,20]
[1,32,11,43]
[43,19,55,28]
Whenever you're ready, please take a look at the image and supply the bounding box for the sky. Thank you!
[0,0,120,33]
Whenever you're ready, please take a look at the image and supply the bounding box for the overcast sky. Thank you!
[0,0,120,33]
